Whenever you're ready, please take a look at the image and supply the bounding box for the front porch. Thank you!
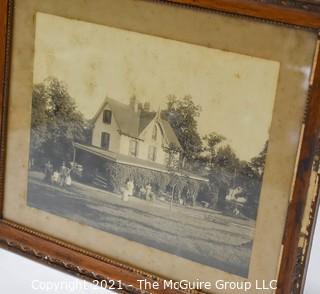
[72,142,209,204]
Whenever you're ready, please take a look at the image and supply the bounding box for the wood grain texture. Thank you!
[0,221,188,294]
[0,0,9,220]
[276,42,320,294]
[167,0,320,28]
[0,1,320,294]
[301,183,320,292]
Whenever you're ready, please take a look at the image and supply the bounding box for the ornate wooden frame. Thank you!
[0,1,320,293]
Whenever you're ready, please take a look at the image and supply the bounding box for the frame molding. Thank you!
[0,220,186,294]
[1,1,320,293]
[167,0,320,28]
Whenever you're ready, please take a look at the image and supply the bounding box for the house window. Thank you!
[152,124,158,141]
[101,132,110,150]
[129,140,138,157]
[103,109,112,124]
[148,146,157,161]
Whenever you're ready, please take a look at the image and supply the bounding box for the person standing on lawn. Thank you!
[43,160,53,183]
[59,161,68,187]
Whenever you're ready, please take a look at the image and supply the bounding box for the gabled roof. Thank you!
[159,119,181,148]
[138,111,181,147]
[92,97,181,148]
[92,97,140,138]
[138,111,155,134]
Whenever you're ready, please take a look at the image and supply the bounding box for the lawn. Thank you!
[27,171,255,277]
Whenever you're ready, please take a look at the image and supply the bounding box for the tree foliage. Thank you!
[161,94,270,218]
[237,141,268,218]
[213,145,239,173]
[250,141,268,178]
[30,77,88,168]
[203,132,226,167]
[164,95,203,168]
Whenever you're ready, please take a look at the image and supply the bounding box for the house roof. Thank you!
[92,97,181,148]
[73,143,208,182]
[160,119,181,148]
[92,97,141,138]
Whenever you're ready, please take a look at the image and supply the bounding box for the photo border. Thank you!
[0,1,320,294]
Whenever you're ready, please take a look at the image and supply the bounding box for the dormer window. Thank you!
[103,109,112,124]
[152,124,158,140]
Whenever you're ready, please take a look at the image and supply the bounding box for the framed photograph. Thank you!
[0,0,320,293]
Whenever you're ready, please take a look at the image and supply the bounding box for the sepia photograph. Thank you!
[27,12,280,278]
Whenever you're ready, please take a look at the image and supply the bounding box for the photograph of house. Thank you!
[26,12,280,277]
[73,95,208,204]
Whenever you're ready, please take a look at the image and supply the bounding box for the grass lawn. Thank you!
[27,171,255,277]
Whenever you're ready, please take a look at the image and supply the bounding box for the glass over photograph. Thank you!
[27,12,280,278]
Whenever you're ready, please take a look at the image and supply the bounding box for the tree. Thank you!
[203,132,226,167]
[164,95,202,169]
[196,182,219,208]
[163,142,184,209]
[250,141,268,178]
[30,77,87,168]
[213,145,240,174]
[30,83,49,161]
[202,144,240,211]
[235,142,269,219]
[207,164,232,211]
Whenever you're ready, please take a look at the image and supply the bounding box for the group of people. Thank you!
[43,161,72,188]
[120,179,155,202]
[139,183,154,201]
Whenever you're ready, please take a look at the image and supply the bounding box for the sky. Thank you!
[33,12,280,161]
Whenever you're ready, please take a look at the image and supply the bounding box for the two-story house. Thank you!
[73,96,207,189]
[90,96,181,165]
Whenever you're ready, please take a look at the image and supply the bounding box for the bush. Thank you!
[103,162,203,205]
